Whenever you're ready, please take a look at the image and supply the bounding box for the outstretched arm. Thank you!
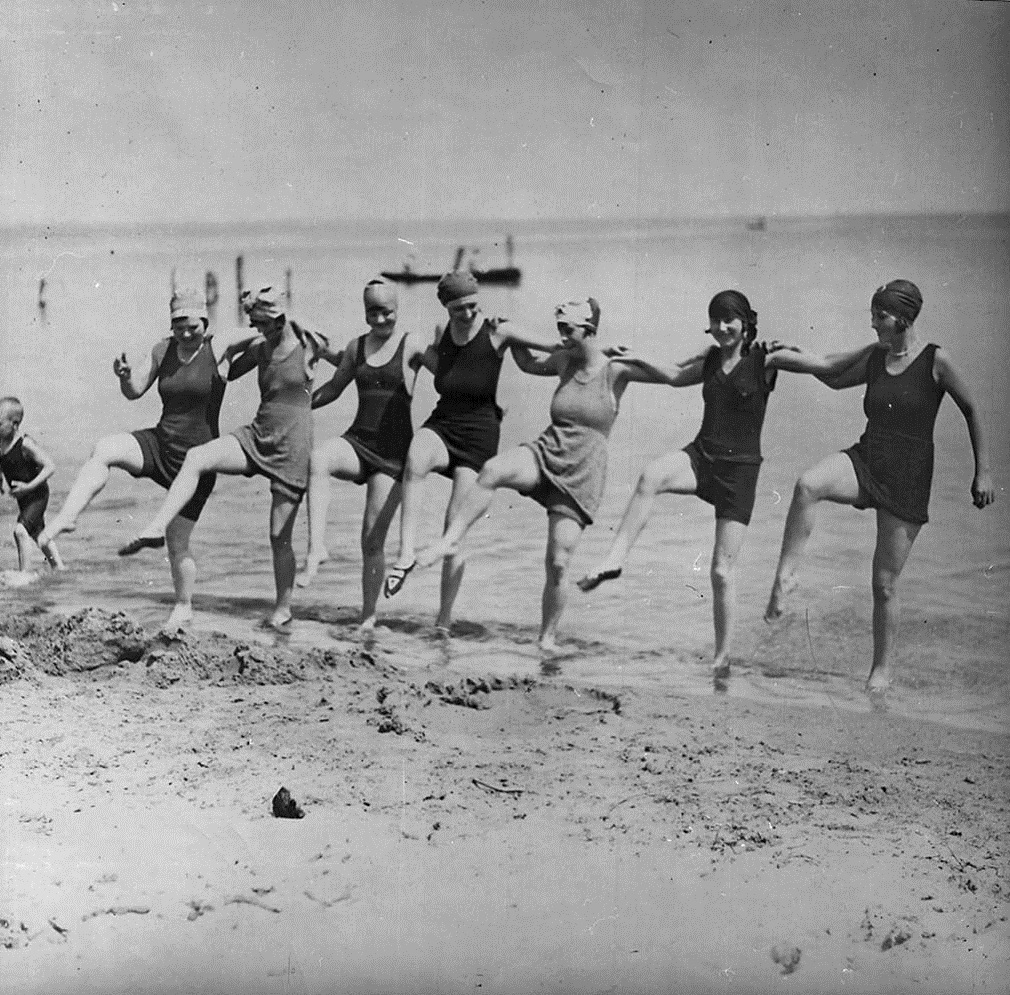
[934,348,995,508]
[492,319,559,355]
[610,346,709,387]
[9,436,56,497]
[767,341,876,389]
[510,342,567,376]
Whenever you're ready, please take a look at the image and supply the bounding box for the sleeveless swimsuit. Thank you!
[521,360,619,527]
[683,343,776,525]
[131,338,225,522]
[0,436,49,540]
[342,334,414,481]
[844,344,944,525]
[423,318,505,476]
[232,339,313,501]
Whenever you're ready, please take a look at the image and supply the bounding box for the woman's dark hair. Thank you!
[708,290,758,354]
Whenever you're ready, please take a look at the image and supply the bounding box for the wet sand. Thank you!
[2,600,1007,994]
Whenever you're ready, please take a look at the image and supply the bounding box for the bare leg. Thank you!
[359,473,401,628]
[13,524,34,572]
[578,450,696,590]
[40,537,65,570]
[38,433,145,547]
[267,492,302,628]
[540,513,584,651]
[436,466,482,630]
[765,452,861,620]
[163,516,197,631]
[418,449,542,629]
[391,428,450,571]
[297,437,365,587]
[867,509,920,691]
[710,518,748,677]
[126,436,250,545]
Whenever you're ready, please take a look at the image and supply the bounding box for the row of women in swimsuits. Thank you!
[37,274,994,688]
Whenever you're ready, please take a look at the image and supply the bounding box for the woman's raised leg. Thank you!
[765,452,861,619]
[710,517,748,677]
[38,433,145,548]
[578,449,697,591]
[297,437,365,587]
[866,509,920,691]
[389,428,450,573]
[120,436,250,553]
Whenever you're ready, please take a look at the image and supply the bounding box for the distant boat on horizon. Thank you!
[381,238,522,287]
[746,216,768,232]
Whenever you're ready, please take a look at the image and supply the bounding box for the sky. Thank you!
[3,0,1008,226]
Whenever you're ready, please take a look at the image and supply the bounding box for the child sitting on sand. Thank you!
[0,396,64,572]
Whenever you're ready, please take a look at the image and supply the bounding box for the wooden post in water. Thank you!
[285,268,293,311]
[236,255,245,323]
[37,277,46,311]
[205,271,219,309]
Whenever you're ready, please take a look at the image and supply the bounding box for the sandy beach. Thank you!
[2,600,1007,994]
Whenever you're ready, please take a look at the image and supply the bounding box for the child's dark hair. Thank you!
[708,290,758,354]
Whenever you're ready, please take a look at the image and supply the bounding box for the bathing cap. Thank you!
[437,270,479,306]
[363,278,398,308]
[555,298,601,331]
[871,280,922,326]
[242,286,286,321]
[170,288,208,324]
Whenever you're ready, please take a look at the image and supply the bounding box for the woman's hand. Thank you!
[113,353,131,380]
[602,344,630,358]
[972,470,996,509]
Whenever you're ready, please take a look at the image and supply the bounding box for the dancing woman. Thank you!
[38,289,229,629]
[383,269,559,629]
[416,298,672,650]
[763,280,995,689]
[296,278,429,629]
[577,290,782,677]
[119,286,328,630]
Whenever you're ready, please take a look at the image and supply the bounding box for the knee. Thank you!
[637,465,664,496]
[181,447,210,475]
[872,570,900,604]
[90,437,119,465]
[710,556,736,591]
[793,472,821,505]
[544,550,572,587]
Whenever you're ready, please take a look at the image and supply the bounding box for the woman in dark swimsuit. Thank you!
[764,280,995,690]
[38,289,226,629]
[296,279,429,629]
[577,291,781,678]
[120,286,328,631]
[383,270,557,629]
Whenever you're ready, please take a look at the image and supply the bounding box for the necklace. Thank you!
[890,340,918,358]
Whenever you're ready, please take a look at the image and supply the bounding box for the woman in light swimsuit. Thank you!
[120,286,329,630]
[763,280,995,690]
[415,298,674,651]
[296,278,429,629]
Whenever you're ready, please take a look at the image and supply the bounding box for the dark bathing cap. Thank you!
[363,278,397,307]
[872,280,922,326]
[708,290,757,330]
[437,269,479,306]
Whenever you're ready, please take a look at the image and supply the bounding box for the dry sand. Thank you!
[1,604,1007,994]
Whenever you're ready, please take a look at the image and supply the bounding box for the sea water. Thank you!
[2,214,1007,730]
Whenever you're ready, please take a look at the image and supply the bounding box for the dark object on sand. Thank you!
[771,944,801,974]
[271,787,305,819]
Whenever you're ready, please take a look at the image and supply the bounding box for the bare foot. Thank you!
[865,670,891,693]
[295,548,330,588]
[764,575,798,621]
[417,541,458,569]
[162,604,193,634]
[712,658,731,679]
[358,615,377,633]
[538,633,559,653]
[261,611,293,632]
[576,564,622,592]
